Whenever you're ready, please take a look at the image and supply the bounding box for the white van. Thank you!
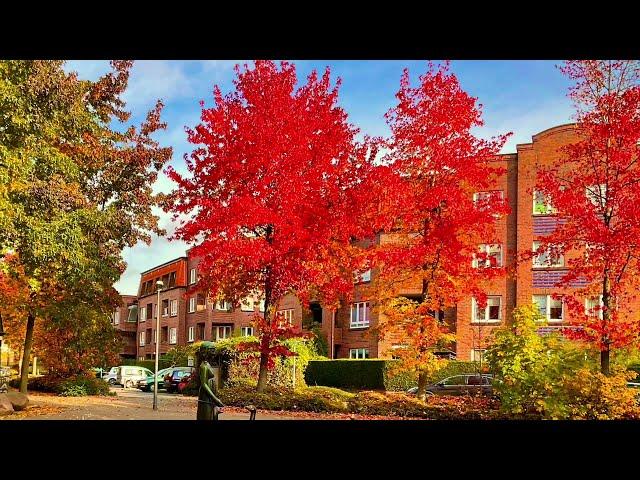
[117,366,154,389]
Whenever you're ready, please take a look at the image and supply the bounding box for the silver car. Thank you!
[117,366,154,389]
[102,367,120,385]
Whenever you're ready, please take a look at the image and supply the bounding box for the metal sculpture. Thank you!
[196,361,225,421]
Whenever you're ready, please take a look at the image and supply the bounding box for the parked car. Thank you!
[177,373,194,393]
[164,367,195,393]
[137,367,173,392]
[407,374,494,396]
[117,366,154,389]
[102,367,120,385]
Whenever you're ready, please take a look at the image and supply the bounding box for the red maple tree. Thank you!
[533,60,640,374]
[366,62,511,397]
[165,61,374,391]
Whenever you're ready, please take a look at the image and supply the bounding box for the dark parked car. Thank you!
[164,367,195,393]
[407,374,493,396]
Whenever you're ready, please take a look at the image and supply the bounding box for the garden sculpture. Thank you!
[196,361,225,421]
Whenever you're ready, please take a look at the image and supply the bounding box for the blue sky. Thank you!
[64,60,576,296]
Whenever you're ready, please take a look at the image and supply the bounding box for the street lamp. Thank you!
[153,280,164,411]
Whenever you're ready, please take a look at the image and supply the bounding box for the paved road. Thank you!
[12,386,300,420]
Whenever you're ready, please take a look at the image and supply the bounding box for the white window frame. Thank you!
[349,348,370,359]
[258,299,265,312]
[216,300,231,311]
[215,326,232,341]
[188,297,196,313]
[532,241,564,268]
[139,332,145,346]
[585,295,604,319]
[240,297,254,312]
[350,301,370,328]
[533,189,556,215]
[188,326,195,343]
[162,300,169,317]
[139,306,146,323]
[169,327,177,345]
[473,190,504,217]
[471,349,486,362]
[170,299,178,317]
[473,243,503,268]
[279,309,294,325]
[114,310,120,325]
[354,269,372,283]
[189,268,197,285]
[241,326,254,337]
[472,296,501,323]
[532,294,564,322]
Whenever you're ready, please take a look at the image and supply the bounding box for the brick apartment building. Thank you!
[127,123,626,363]
[133,250,306,360]
[110,294,138,360]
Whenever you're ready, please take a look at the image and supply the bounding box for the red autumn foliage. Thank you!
[164,61,375,390]
[361,62,510,393]
[532,61,640,372]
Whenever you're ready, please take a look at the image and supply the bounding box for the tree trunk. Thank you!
[19,311,36,394]
[416,372,428,401]
[256,225,273,393]
[601,348,610,376]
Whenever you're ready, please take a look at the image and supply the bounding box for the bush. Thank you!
[305,359,483,391]
[9,374,113,396]
[121,358,175,371]
[218,383,353,413]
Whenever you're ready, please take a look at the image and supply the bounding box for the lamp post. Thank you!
[153,280,164,411]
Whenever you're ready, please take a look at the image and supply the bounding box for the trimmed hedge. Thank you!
[305,360,485,391]
[9,374,113,396]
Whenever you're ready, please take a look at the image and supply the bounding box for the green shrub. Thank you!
[9,374,113,396]
[305,359,483,391]
[121,358,175,371]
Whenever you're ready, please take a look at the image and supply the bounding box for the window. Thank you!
[349,348,370,359]
[146,303,153,320]
[471,349,486,362]
[139,332,145,346]
[162,299,169,317]
[532,241,564,268]
[188,326,195,342]
[127,305,138,323]
[258,298,265,312]
[586,184,607,207]
[354,269,372,283]
[279,309,294,325]
[146,328,152,344]
[196,294,206,312]
[140,306,146,323]
[473,244,502,268]
[214,326,232,341]
[197,323,205,340]
[188,297,196,313]
[114,310,120,325]
[161,326,169,343]
[216,300,231,311]
[152,329,156,344]
[241,297,254,312]
[533,190,556,215]
[170,299,178,317]
[585,296,604,319]
[350,302,370,328]
[241,326,254,337]
[472,296,501,323]
[189,268,197,285]
[473,191,504,217]
[169,328,177,344]
[443,375,467,386]
[167,271,177,288]
[533,295,563,322]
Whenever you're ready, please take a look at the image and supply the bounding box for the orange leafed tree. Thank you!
[533,60,640,374]
[366,62,511,398]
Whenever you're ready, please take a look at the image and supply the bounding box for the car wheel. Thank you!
[425,391,434,397]
[108,378,116,385]
[125,380,133,389]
